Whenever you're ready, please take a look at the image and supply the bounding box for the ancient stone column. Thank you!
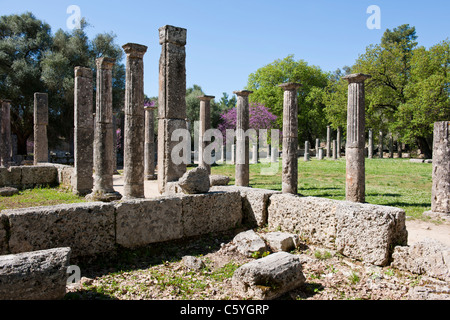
[220,144,226,163]
[271,146,278,162]
[368,129,373,159]
[87,57,121,202]
[279,82,301,194]
[157,25,187,194]
[234,90,253,187]
[33,93,48,165]
[430,121,450,216]
[379,131,384,158]
[318,147,324,160]
[343,73,371,203]
[1,99,12,167]
[251,144,258,164]
[333,140,338,160]
[112,113,119,174]
[198,95,214,174]
[144,105,157,180]
[72,67,94,195]
[389,133,394,158]
[326,125,331,158]
[337,127,341,158]
[304,141,310,162]
[122,43,147,199]
[315,138,320,159]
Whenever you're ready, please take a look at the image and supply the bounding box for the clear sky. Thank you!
[1,0,449,100]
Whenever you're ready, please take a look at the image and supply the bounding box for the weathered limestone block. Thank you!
[261,232,299,252]
[0,247,71,300]
[182,255,205,271]
[3,202,115,260]
[180,191,242,238]
[233,230,268,257]
[209,174,230,186]
[177,166,210,194]
[210,186,280,227]
[53,164,74,189]
[268,194,407,266]
[0,186,19,197]
[0,213,8,255]
[232,252,306,300]
[20,165,57,188]
[115,197,183,248]
[430,121,449,215]
[392,239,450,282]
[0,166,21,188]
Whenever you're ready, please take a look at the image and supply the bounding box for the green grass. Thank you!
[211,158,433,220]
[0,186,86,211]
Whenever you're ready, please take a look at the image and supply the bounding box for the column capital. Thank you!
[96,57,116,70]
[278,82,302,91]
[198,95,215,102]
[74,66,92,78]
[122,43,148,59]
[343,73,371,83]
[159,25,187,46]
[233,90,253,97]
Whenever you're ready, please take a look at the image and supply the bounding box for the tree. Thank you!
[246,55,329,145]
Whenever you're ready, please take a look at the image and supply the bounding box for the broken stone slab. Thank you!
[391,238,450,282]
[261,232,299,252]
[407,281,450,300]
[209,174,230,186]
[268,194,407,266]
[182,255,205,271]
[0,186,19,197]
[409,159,424,163]
[177,166,210,194]
[210,186,280,227]
[232,230,268,257]
[0,247,71,300]
[231,251,306,300]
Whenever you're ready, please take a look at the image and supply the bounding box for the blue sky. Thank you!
[1,0,449,100]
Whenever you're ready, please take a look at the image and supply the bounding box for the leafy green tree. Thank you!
[246,55,329,145]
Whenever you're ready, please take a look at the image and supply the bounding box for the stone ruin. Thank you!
[0,25,449,300]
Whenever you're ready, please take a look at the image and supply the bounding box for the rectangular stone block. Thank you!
[0,213,8,255]
[267,194,407,266]
[115,197,183,248]
[180,191,242,238]
[210,186,280,227]
[20,165,58,188]
[0,247,70,300]
[3,202,115,260]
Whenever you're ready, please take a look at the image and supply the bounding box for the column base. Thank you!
[85,190,122,202]
[423,210,450,222]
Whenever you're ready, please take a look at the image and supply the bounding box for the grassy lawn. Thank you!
[211,157,433,220]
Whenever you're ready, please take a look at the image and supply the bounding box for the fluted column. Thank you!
[0,99,12,167]
[33,93,48,165]
[198,95,214,174]
[430,121,449,216]
[144,105,157,180]
[233,90,252,187]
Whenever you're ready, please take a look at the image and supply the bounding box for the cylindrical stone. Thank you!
[326,125,331,158]
[251,144,258,164]
[271,147,278,163]
[279,83,301,194]
[221,144,226,163]
[304,141,310,162]
[368,129,373,159]
[343,73,371,203]
[73,67,94,195]
[379,131,384,158]
[231,144,236,164]
[157,25,187,194]
[337,127,341,158]
[144,106,157,180]
[318,147,324,160]
[1,100,12,167]
[198,95,214,174]
[33,93,48,165]
[431,121,450,214]
[88,57,121,201]
[389,134,394,158]
[234,90,253,187]
[333,139,338,160]
[315,138,320,159]
[122,43,148,199]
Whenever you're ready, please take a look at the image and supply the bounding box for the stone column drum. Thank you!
[279,82,301,194]
[198,95,214,174]
[157,25,187,194]
[332,139,338,160]
[326,125,332,158]
[1,99,12,167]
[72,67,94,195]
[379,131,384,158]
[343,73,371,203]
[368,129,373,159]
[122,43,148,199]
[337,127,341,158]
[304,141,310,162]
[430,121,450,216]
[87,57,121,201]
[144,105,157,180]
[33,93,48,165]
[234,90,253,187]
[315,138,320,159]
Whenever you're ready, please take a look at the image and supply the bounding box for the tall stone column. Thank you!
[379,131,384,158]
[389,133,394,158]
[279,82,301,194]
[304,141,310,161]
[157,25,187,194]
[112,112,119,174]
[234,90,252,187]
[251,144,258,164]
[326,125,331,158]
[73,67,94,195]
[343,73,371,203]
[33,93,48,165]
[430,121,449,217]
[337,127,341,158]
[368,129,373,159]
[198,95,214,174]
[315,138,320,159]
[144,105,157,180]
[1,99,12,167]
[122,43,148,199]
[332,140,338,160]
[87,57,121,202]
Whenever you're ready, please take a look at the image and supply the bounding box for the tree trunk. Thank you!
[416,136,432,159]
